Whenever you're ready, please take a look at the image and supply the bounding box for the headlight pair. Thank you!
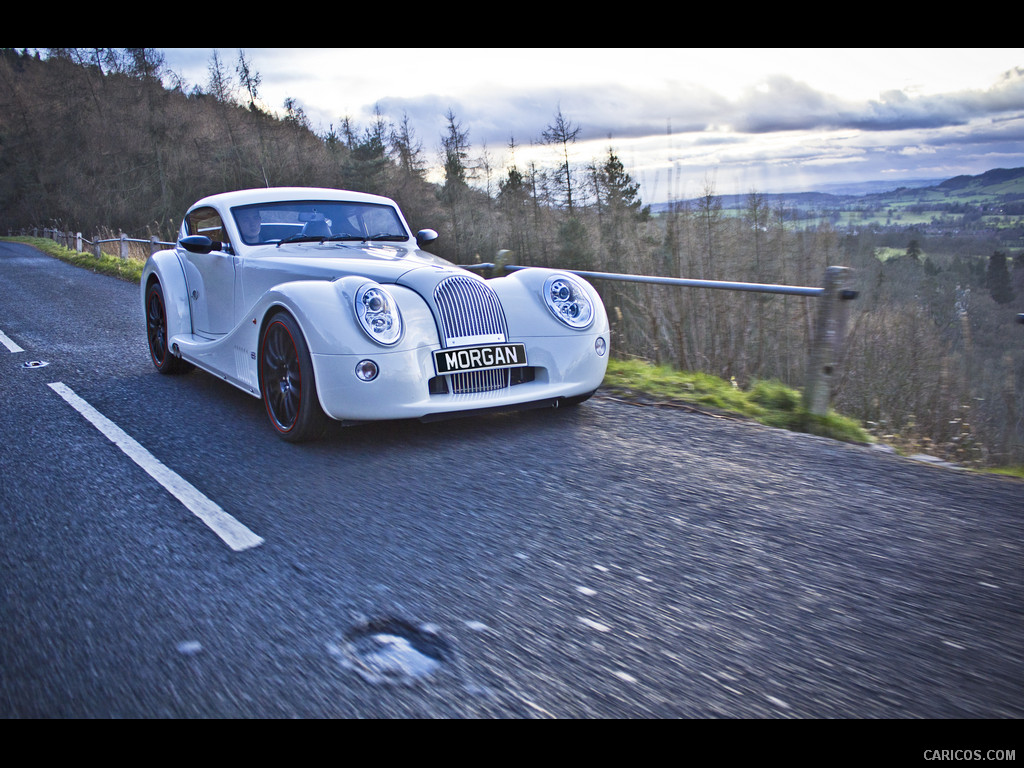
[356,275,594,344]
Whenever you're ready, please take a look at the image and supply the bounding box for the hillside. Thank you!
[652,168,1024,247]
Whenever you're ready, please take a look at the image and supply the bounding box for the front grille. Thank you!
[450,368,511,394]
[433,276,508,346]
[428,366,535,395]
[432,275,511,395]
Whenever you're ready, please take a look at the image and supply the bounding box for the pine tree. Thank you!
[439,109,472,260]
[596,148,643,265]
[987,251,1014,304]
[600,149,642,217]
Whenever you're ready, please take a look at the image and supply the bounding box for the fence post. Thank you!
[119,232,128,259]
[803,266,855,416]
[76,232,82,252]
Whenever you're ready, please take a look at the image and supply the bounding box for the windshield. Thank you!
[232,200,410,246]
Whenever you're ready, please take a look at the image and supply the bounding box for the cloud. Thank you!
[155,48,1024,199]
[735,68,1024,134]
[356,66,1024,160]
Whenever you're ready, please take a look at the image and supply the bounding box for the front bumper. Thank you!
[311,331,608,422]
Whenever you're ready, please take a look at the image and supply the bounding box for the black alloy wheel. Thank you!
[259,312,329,442]
[145,281,190,374]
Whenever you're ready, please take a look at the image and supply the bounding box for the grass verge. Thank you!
[986,466,1024,479]
[3,236,144,283]
[602,357,871,444]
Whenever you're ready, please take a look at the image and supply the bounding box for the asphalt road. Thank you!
[1,241,1021,721]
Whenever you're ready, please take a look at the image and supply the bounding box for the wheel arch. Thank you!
[254,299,331,419]
[256,305,329,441]
[142,250,192,339]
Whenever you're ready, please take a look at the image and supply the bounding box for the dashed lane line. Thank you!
[47,381,264,552]
[0,327,24,353]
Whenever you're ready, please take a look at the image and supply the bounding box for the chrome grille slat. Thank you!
[450,368,511,394]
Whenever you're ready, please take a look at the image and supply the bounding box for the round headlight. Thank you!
[355,284,402,345]
[543,275,594,329]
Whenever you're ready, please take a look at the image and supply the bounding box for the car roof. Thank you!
[190,187,398,211]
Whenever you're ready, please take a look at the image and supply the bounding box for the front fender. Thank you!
[249,277,440,418]
[142,249,191,338]
[253,276,439,357]
[489,267,610,339]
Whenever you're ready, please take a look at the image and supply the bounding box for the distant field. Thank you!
[695,168,1024,247]
[873,247,909,262]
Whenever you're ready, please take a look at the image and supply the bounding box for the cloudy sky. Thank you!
[161,48,1024,203]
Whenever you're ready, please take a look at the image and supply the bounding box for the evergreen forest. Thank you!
[2,48,1023,467]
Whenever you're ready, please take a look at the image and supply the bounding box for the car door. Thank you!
[181,206,236,336]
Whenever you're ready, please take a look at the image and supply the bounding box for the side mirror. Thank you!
[416,229,438,247]
[180,235,215,254]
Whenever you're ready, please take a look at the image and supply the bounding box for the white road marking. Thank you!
[47,382,264,551]
[578,616,611,632]
[0,328,24,353]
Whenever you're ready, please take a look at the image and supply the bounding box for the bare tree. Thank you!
[235,49,262,112]
[389,111,426,181]
[542,107,580,214]
[206,50,235,103]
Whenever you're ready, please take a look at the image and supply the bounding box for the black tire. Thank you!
[259,312,329,442]
[145,281,192,374]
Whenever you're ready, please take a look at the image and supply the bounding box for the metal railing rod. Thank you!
[503,265,825,297]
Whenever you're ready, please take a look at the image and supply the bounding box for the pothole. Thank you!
[328,617,452,686]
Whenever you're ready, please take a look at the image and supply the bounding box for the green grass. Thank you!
[3,236,144,283]
[602,357,871,444]
[986,466,1024,479]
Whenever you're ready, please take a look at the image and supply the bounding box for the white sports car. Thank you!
[142,187,609,441]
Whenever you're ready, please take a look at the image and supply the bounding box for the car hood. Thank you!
[239,242,486,312]
[244,242,461,285]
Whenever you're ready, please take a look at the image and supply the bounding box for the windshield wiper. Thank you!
[323,232,408,243]
[276,234,326,247]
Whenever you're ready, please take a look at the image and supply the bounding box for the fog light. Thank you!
[594,337,607,356]
[355,359,378,381]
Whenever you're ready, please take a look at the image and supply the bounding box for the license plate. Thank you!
[434,343,527,375]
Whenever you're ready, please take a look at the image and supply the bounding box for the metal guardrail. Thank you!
[26,227,174,258]
[483,262,858,417]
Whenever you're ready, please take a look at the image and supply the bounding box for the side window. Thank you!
[184,207,228,248]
